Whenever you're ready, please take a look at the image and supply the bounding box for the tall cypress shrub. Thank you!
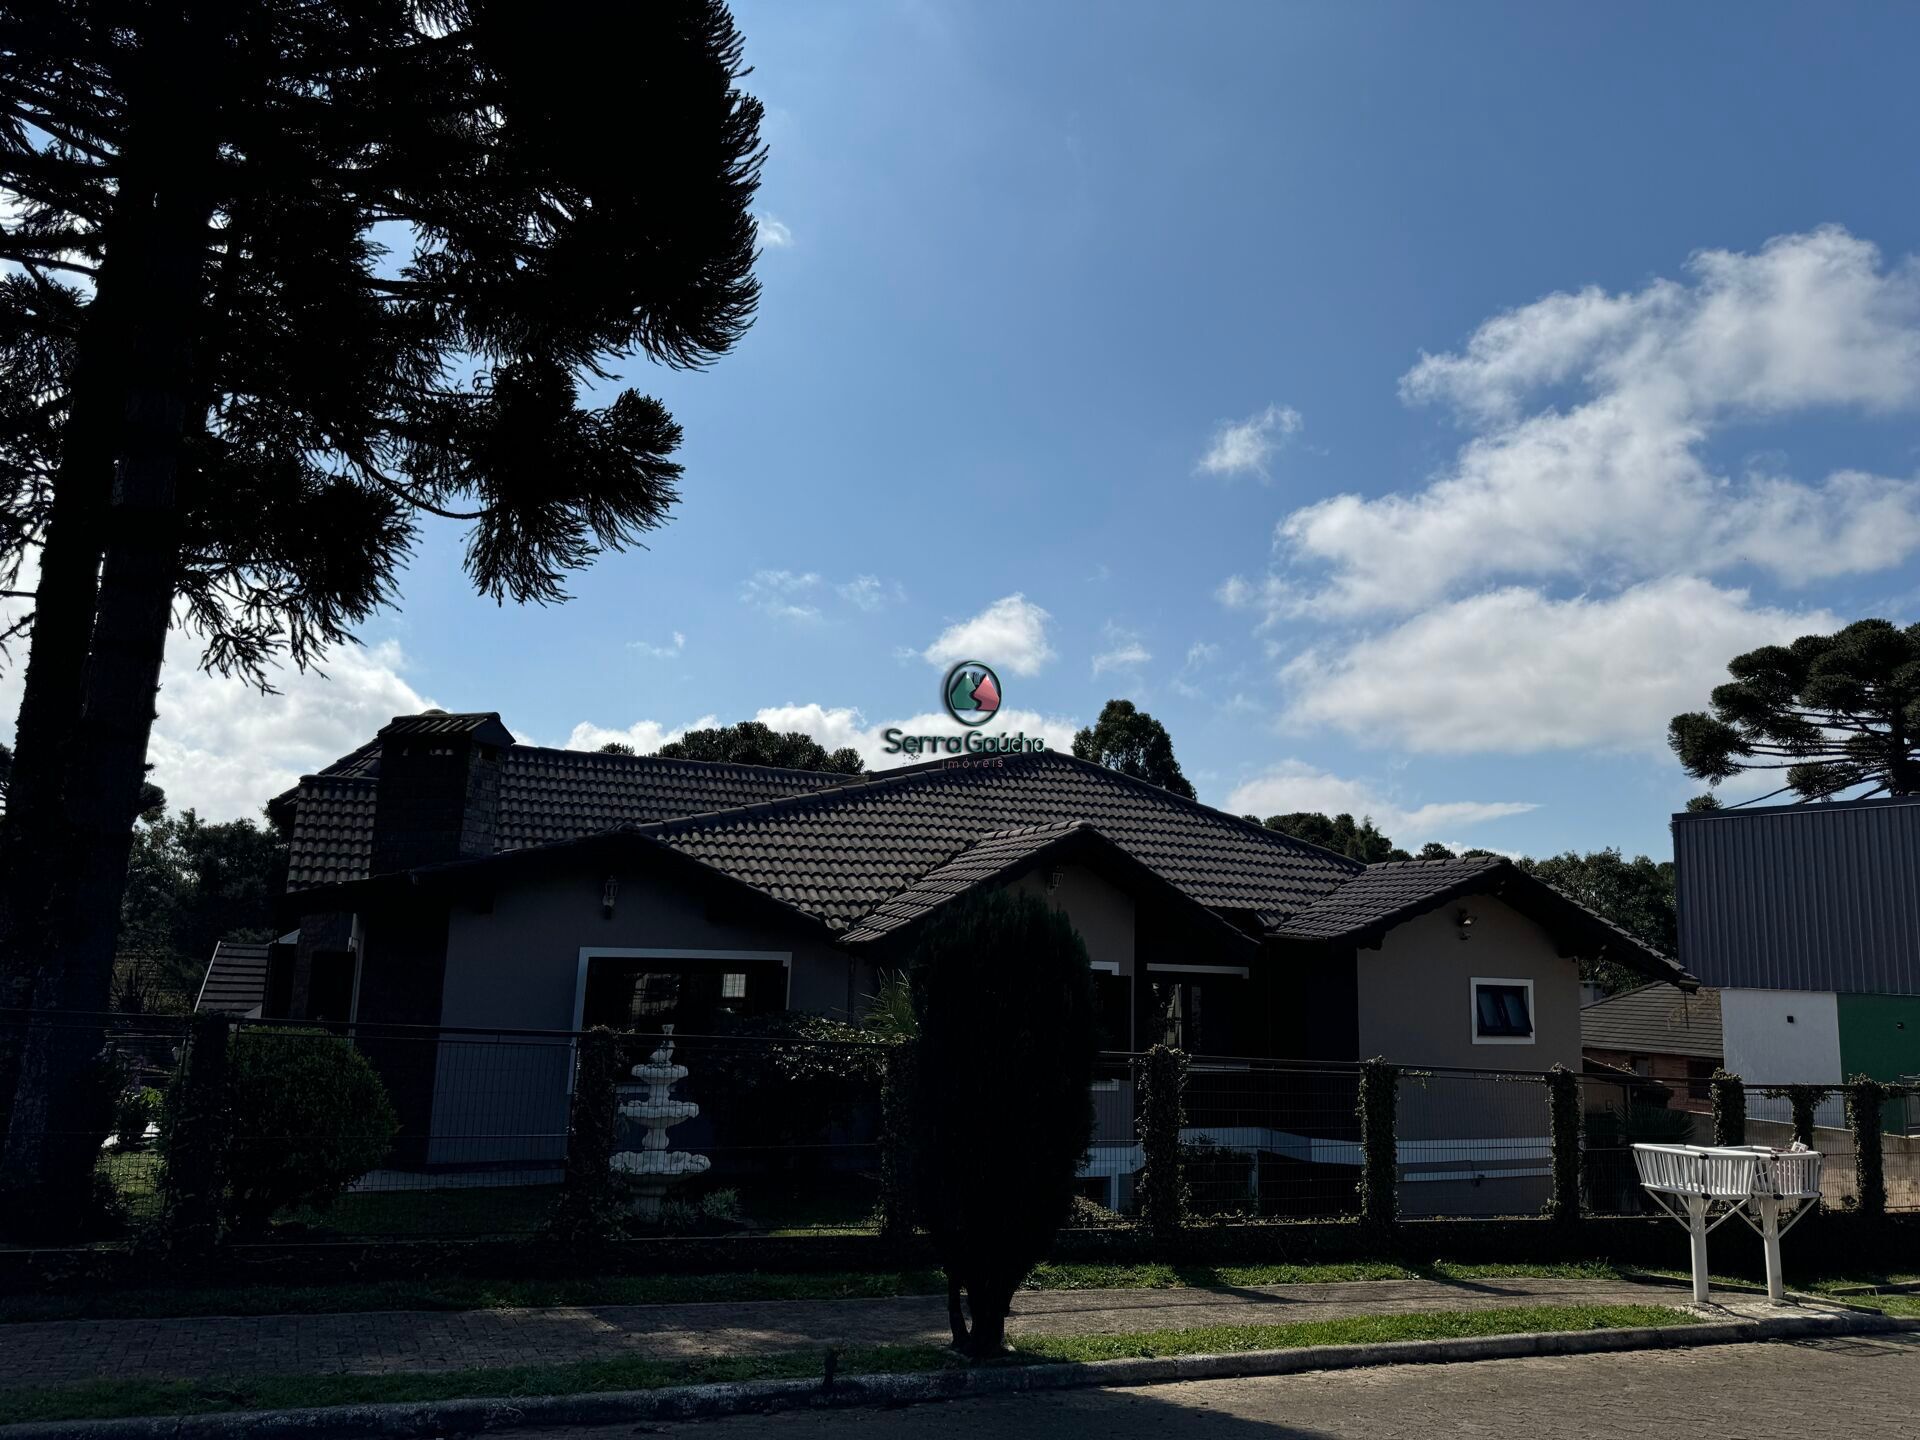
[909,890,1097,1358]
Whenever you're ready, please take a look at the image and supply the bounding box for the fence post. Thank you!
[1782,1084,1822,1150]
[878,1040,917,1243]
[1545,1064,1582,1228]
[551,1026,624,1245]
[1711,1069,1746,1147]
[160,1012,232,1254]
[1137,1044,1189,1245]
[1846,1075,1887,1222]
[1358,1057,1399,1238]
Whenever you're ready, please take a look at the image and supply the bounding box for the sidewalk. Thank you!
[0,1275,1829,1388]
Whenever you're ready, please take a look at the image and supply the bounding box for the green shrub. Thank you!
[223,1027,398,1234]
[909,889,1098,1357]
[1137,1045,1189,1242]
[1847,1075,1889,1221]
[1711,1070,1746,1146]
[157,1013,233,1252]
[1358,1058,1400,1232]
[113,1086,162,1150]
[551,1027,625,1246]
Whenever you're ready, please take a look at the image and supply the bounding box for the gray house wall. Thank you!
[424,862,850,1167]
[1357,895,1581,1218]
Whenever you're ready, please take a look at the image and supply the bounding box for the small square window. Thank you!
[1472,980,1533,1043]
[720,972,748,1000]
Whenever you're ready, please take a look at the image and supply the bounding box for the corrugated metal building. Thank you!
[1673,796,1920,1092]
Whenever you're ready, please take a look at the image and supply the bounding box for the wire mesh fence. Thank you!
[13,1002,1920,1245]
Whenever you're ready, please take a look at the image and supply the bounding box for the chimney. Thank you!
[370,711,515,876]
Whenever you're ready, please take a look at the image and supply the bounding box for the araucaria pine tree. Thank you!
[1670,619,1920,802]
[908,890,1097,1357]
[0,0,765,1227]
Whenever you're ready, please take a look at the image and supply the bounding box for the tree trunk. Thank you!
[963,1280,1012,1358]
[0,161,146,1126]
[0,18,221,1220]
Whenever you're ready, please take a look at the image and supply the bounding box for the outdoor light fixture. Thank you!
[602,875,619,919]
[1046,867,1062,891]
[1455,907,1475,940]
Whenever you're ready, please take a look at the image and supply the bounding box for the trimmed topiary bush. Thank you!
[908,889,1098,1358]
[222,1027,398,1234]
[1137,1044,1189,1242]
[1711,1070,1746,1147]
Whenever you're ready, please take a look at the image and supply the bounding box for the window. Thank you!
[580,956,786,1033]
[1471,978,1534,1045]
[720,972,748,1001]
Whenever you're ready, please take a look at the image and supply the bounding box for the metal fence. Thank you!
[7,1004,1917,1244]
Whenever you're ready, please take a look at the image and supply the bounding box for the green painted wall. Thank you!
[1836,993,1920,1081]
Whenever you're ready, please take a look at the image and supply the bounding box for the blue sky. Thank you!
[96,3,1920,859]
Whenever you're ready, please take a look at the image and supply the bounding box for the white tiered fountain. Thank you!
[609,1025,711,1221]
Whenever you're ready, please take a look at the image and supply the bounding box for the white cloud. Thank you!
[628,631,686,660]
[755,214,794,249]
[838,575,904,612]
[1278,227,1920,616]
[741,569,823,622]
[1196,403,1303,479]
[753,702,1082,771]
[1184,641,1221,669]
[921,594,1055,676]
[141,636,433,821]
[1091,623,1151,678]
[563,715,718,754]
[1226,760,1536,849]
[1279,576,1837,754]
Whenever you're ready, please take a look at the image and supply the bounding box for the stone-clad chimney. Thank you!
[370,711,515,876]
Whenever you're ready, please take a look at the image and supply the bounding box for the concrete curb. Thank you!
[7,1310,1913,1439]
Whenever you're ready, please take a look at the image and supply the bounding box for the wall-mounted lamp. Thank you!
[602,874,619,919]
[1455,907,1475,941]
[1046,867,1063,892]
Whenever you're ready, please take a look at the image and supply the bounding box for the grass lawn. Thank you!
[0,1258,1641,1325]
[0,1303,1696,1427]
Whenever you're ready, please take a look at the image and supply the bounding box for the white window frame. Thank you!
[572,947,793,1033]
[1471,975,1536,1046]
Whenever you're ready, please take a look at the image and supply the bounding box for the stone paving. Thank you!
[517,1332,1920,1440]
[0,1275,1835,1387]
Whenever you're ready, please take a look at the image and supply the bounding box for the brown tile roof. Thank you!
[637,752,1365,930]
[194,941,270,1016]
[1276,855,1508,940]
[285,776,378,889]
[1275,854,1695,988]
[1582,984,1723,1060]
[840,820,1091,944]
[280,741,854,891]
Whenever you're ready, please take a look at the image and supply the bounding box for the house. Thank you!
[1581,984,1722,1113]
[207,709,1692,1214]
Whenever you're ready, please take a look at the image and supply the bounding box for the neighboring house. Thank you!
[1581,984,1722,1113]
[1674,795,1920,1128]
[217,709,1692,1214]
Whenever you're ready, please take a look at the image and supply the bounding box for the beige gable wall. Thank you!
[1355,893,1581,1071]
[1009,862,1137,974]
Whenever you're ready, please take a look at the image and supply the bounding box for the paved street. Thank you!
[517,1335,1920,1439]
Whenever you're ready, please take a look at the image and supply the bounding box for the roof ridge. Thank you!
[693,749,1369,875]
[503,743,861,787]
